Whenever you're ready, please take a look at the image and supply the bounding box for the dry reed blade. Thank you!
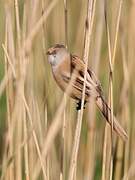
[102,0,124,180]
[32,70,81,180]
[84,1,104,179]
[23,0,60,55]
[68,0,96,179]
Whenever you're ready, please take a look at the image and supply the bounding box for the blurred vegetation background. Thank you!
[0,0,135,180]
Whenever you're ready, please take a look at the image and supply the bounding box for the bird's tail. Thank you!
[96,96,128,141]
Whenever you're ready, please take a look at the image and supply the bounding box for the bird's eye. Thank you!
[52,50,56,55]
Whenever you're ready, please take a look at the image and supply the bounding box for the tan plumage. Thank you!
[46,44,128,141]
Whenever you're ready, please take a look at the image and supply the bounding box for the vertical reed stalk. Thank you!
[68,0,96,179]
[102,1,124,180]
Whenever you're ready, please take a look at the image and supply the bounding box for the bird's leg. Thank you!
[76,101,81,110]
[76,100,87,110]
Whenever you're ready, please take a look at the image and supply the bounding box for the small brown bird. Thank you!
[46,44,127,141]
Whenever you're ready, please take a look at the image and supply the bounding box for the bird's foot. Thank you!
[76,100,87,111]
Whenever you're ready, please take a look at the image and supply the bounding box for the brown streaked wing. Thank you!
[61,74,90,100]
[71,55,103,96]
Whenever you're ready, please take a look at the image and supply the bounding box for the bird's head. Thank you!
[46,44,68,67]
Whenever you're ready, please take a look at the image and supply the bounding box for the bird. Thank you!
[46,44,128,141]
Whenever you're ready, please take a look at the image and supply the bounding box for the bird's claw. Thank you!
[76,100,86,111]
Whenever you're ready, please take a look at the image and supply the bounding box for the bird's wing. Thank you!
[71,55,128,141]
[71,55,103,96]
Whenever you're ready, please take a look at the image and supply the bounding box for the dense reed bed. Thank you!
[0,0,135,179]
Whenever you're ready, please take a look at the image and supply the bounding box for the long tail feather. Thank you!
[96,96,128,141]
